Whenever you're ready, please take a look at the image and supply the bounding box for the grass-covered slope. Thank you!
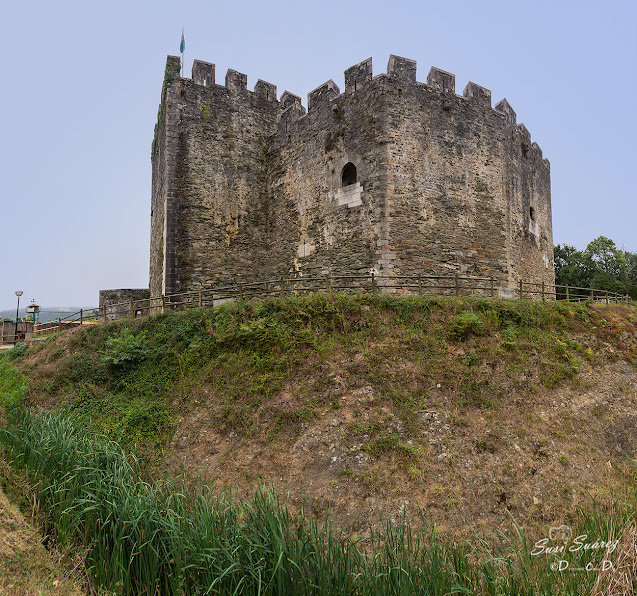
[1,294,636,593]
[3,296,636,525]
[8,294,637,443]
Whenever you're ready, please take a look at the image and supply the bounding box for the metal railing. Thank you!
[2,273,631,344]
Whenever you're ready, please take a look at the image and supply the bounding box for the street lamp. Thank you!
[15,291,23,344]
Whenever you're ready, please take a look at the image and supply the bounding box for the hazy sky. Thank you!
[1,0,636,310]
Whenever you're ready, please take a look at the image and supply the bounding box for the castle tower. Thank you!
[150,55,553,298]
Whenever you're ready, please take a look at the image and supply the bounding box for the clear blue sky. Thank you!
[1,0,636,310]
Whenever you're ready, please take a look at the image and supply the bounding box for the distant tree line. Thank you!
[554,236,637,299]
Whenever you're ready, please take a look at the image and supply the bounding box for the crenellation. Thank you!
[149,54,553,302]
[192,60,215,86]
[387,55,417,83]
[280,91,302,109]
[254,79,277,101]
[344,57,372,92]
[307,80,340,111]
[225,69,247,92]
[426,67,455,95]
[516,123,531,142]
[494,98,516,126]
[463,81,491,107]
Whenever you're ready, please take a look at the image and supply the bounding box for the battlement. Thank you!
[151,52,553,304]
[161,54,544,153]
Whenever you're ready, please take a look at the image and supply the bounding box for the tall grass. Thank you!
[1,409,634,595]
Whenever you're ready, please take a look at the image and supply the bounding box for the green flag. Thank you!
[180,29,185,54]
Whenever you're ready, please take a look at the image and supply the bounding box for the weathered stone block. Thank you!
[387,55,417,83]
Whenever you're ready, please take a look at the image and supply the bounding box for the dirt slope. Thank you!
[0,483,85,596]
[7,296,637,545]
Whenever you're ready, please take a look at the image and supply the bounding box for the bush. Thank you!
[7,342,27,360]
[101,328,150,367]
[448,311,486,341]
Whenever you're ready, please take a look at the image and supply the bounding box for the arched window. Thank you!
[341,162,357,187]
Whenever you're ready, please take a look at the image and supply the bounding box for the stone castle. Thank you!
[149,54,554,300]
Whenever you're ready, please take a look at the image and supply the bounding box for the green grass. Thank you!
[0,355,29,407]
[1,408,634,595]
[5,294,634,451]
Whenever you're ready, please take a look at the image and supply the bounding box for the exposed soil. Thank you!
[8,299,637,550]
[164,341,637,544]
[0,482,85,596]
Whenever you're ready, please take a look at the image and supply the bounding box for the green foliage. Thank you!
[101,328,150,367]
[501,322,517,348]
[448,311,486,341]
[0,357,29,407]
[555,236,637,298]
[7,342,27,360]
[1,409,634,596]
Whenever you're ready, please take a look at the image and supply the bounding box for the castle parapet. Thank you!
[254,80,277,101]
[427,67,455,95]
[308,80,340,111]
[387,55,417,83]
[344,58,372,92]
[225,69,247,92]
[280,91,302,109]
[192,60,215,86]
[463,81,491,107]
[164,56,182,85]
[495,98,516,126]
[517,123,531,143]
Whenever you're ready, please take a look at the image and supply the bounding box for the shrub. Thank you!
[448,311,486,341]
[7,342,27,360]
[101,328,150,367]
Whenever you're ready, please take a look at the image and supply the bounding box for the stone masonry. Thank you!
[149,55,554,299]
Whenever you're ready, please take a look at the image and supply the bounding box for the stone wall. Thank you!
[99,289,151,322]
[149,54,553,299]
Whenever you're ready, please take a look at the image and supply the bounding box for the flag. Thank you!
[180,28,185,54]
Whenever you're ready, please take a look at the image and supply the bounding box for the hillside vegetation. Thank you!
[1,293,636,594]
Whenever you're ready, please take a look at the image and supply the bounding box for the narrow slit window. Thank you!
[530,206,535,221]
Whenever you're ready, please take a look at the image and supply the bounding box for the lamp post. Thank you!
[14,291,23,344]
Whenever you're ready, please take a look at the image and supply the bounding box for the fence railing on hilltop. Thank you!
[9,273,632,343]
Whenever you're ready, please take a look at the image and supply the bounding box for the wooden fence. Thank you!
[12,273,627,342]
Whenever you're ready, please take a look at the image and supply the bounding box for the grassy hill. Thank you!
[1,293,636,594]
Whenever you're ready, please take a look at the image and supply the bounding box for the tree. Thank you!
[554,237,637,300]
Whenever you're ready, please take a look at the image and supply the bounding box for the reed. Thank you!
[1,408,634,595]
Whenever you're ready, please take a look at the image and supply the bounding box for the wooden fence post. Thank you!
[161,295,166,313]
[371,272,376,294]
[58,318,62,333]
[130,300,135,319]
[280,275,285,297]
[565,285,570,302]
[605,290,608,305]
[541,282,545,301]
[519,279,523,299]
[239,283,244,301]
[198,288,203,308]
[326,274,332,294]
[80,309,83,325]
[490,277,494,298]
[590,287,594,302]
[418,273,422,295]
[454,273,459,297]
